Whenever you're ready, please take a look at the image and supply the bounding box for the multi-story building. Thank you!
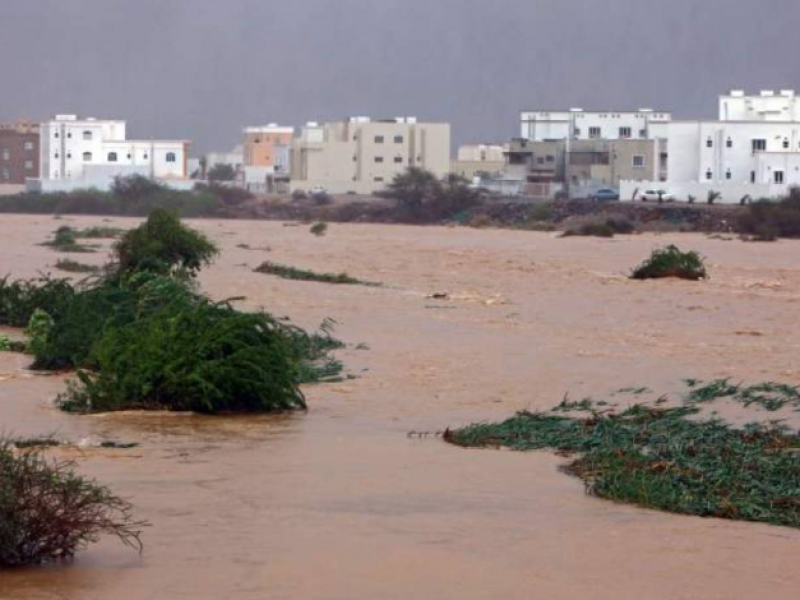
[0,120,39,186]
[621,90,800,202]
[520,108,671,142]
[452,144,507,181]
[204,146,244,176]
[242,125,294,192]
[31,114,190,192]
[291,117,450,195]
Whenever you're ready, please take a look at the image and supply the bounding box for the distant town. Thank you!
[1,88,799,204]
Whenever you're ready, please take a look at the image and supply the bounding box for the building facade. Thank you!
[33,115,190,192]
[242,125,294,192]
[452,144,507,181]
[0,120,39,185]
[621,90,800,203]
[291,117,450,195]
[520,109,671,142]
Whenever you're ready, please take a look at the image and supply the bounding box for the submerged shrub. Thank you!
[0,440,145,567]
[42,227,96,253]
[446,386,800,530]
[562,216,635,238]
[0,276,76,328]
[59,301,307,414]
[630,245,707,280]
[115,208,218,277]
[54,259,100,274]
[254,261,378,286]
[738,188,800,240]
[310,222,328,237]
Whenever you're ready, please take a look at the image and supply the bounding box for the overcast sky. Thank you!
[1,0,798,154]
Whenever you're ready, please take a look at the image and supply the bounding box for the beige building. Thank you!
[452,144,507,181]
[242,124,294,191]
[291,117,450,194]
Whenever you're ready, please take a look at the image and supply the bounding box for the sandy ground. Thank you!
[1,214,800,599]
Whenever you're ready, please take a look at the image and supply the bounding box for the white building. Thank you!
[520,109,671,142]
[291,117,450,195]
[31,115,191,192]
[621,90,800,203]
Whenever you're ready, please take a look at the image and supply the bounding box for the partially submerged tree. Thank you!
[0,440,145,567]
[630,245,707,280]
[115,208,218,277]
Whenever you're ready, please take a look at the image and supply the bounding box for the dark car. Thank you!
[591,188,620,202]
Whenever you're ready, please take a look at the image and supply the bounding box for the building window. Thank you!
[54,132,59,139]
[783,139,790,149]
[67,133,72,139]
[374,177,384,182]
[54,153,60,159]
[726,169,732,180]
[726,138,733,148]
[108,152,118,162]
[706,169,713,180]
[166,152,176,163]
[24,142,34,151]
[374,136,385,144]
[67,153,72,159]
[546,155,554,163]
[632,155,646,168]
[751,171,756,183]
[127,153,132,159]
[706,137,713,148]
[752,139,767,152]
[83,131,92,141]
[2,168,9,180]
[254,138,261,144]
[143,153,149,160]
[619,127,632,139]
[83,152,92,162]
[394,157,403,164]
[1,149,8,161]
[574,128,581,137]
[375,157,384,163]
[537,157,545,165]
[639,129,647,138]
[589,127,601,139]
[24,160,33,170]
[775,171,785,184]
[394,135,403,144]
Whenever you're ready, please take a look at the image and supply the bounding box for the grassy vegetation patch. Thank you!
[54,259,101,274]
[310,222,328,237]
[630,245,707,280]
[447,383,800,529]
[254,261,379,287]
[41,227,97,253]
[562,216,635,238]
[0,439,145,567]
[687,379,800,412]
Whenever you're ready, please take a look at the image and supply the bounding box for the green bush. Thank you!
[254,261,378,286]
[59,301,307,414]
[115,208,218,277]
[630,245,707,280]
[310,222,328,237]
[54,259,100,274]
[0,276,76,327]
[0,440,145,566]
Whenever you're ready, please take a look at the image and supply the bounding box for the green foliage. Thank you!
[42,226,96,253]
[310,222,328,237]
[687,379,800,412]
[0,276,75,327]
[0,176,221,218]
[738,187,800,240]
[382,168,482,221]
[194,183,253,206]
[59,301,307,414]
[447,385,800,530]
[630,245,707,280]
[76,226,125,239]
[25,309,54,360]
[254,261,378,287]
[207,163,237,182]
[0,336,25,353]
[0,439,145,567]
[115,208,218,277]
[54,259,100,274]
[707,190,722,205]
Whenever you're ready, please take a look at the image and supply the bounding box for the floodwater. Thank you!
[1,214,800,599]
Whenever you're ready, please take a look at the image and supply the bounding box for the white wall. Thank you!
[521,111,671,141]
[619,179,786,204]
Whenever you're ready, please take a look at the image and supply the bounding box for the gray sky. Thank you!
[1,0,798,155]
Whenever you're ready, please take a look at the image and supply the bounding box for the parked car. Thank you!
[590,188,620,202]
[310,185,328,196]
[640,189,675,202]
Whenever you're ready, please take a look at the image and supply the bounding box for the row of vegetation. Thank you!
[254,261,379,287]
[447,382,800,529]
[0,175,253,217]
[0,209,347,566]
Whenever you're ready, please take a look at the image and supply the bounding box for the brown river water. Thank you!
[1,214,800,599]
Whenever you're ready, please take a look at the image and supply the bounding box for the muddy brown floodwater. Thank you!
[1,214,800,599]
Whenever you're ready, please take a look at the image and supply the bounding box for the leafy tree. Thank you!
[111,175,165,203]
[383,168,481,220]
[207,163,237,182]
[114,208,218,277]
